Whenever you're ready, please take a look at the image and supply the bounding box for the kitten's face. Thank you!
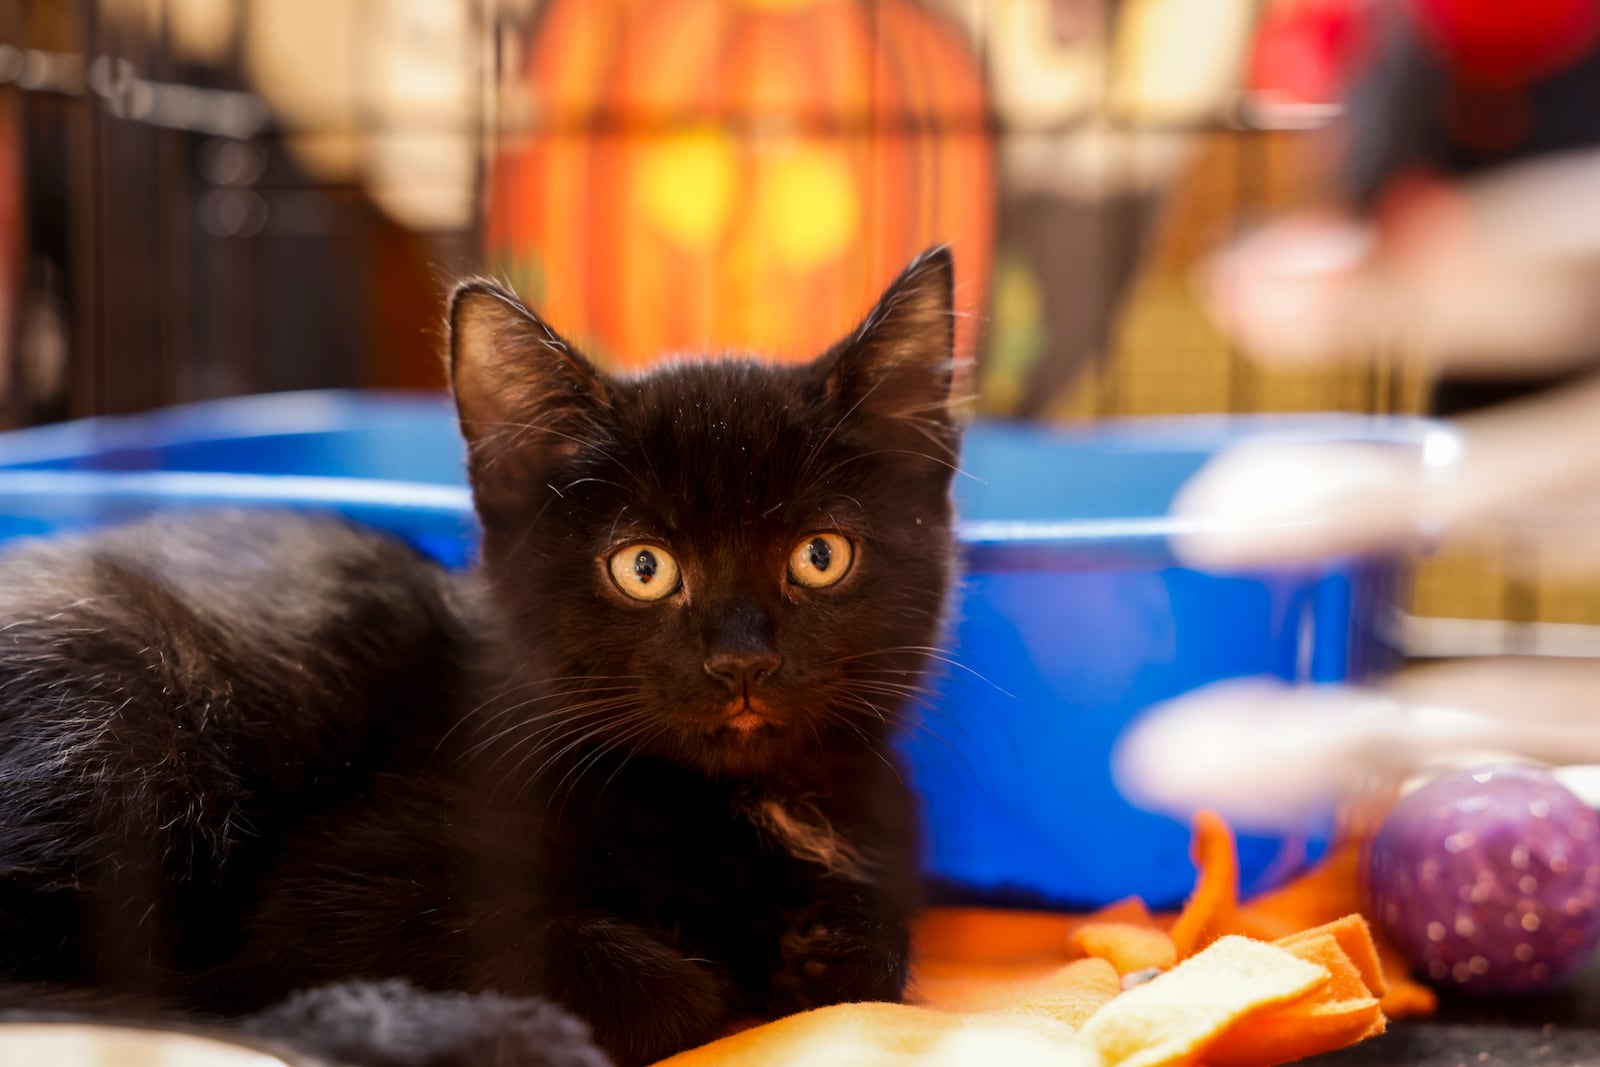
[449,250,960,777]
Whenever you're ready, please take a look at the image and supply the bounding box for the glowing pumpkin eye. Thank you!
[787,533,853,589]
[607,544,682,602]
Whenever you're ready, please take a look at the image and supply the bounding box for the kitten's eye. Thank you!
[787,533,853,589]
[607,544,682,602]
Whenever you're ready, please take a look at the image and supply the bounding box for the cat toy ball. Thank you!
[1366,763,1600,995]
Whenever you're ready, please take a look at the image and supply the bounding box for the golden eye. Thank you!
[607,544,682,601]
[787,533,853,589]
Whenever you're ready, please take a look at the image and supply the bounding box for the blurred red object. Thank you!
[1247,0,1600,105]
[1247,0,1378,107]
[1410,0,1600,86]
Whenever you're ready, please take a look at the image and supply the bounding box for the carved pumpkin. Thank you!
[486,0,995,371]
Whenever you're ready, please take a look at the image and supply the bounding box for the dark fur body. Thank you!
[0,251,961,1067]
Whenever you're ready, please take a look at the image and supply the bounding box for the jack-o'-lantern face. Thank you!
[486,0,995,372]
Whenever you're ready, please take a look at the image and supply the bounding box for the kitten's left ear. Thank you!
[824,246,958,436]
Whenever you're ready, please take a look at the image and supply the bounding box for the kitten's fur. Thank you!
[0,249,962,1067]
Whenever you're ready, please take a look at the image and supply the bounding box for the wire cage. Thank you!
[0,0,1402,416]
[1,0,487,422]
[1,0,1594,637]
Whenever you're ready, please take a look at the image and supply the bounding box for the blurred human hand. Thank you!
[1119,146,1600,830]
[1176,148,1600,574]
[1114,661,1600,833]
[1201,149,1600,376]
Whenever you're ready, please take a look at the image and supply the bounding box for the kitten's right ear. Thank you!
[447,280,608,511]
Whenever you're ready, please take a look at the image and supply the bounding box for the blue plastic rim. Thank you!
[0,391,1420,910]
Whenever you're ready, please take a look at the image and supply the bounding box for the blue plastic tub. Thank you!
[0,391,1420,910]
[916,420,1410,909]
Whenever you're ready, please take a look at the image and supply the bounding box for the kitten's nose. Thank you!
[704,649,782,692]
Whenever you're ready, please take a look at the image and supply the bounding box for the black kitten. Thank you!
[0,248,962,1067]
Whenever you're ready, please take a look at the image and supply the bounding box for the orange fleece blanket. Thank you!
[656,812,1434,1067]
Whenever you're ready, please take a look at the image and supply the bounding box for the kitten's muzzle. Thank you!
[703,648,782,693]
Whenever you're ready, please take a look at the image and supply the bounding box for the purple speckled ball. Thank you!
[1366,764,1600,995]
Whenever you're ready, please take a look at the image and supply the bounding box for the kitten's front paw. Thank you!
[541,916,731,1067]
[769,900,909,1014]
